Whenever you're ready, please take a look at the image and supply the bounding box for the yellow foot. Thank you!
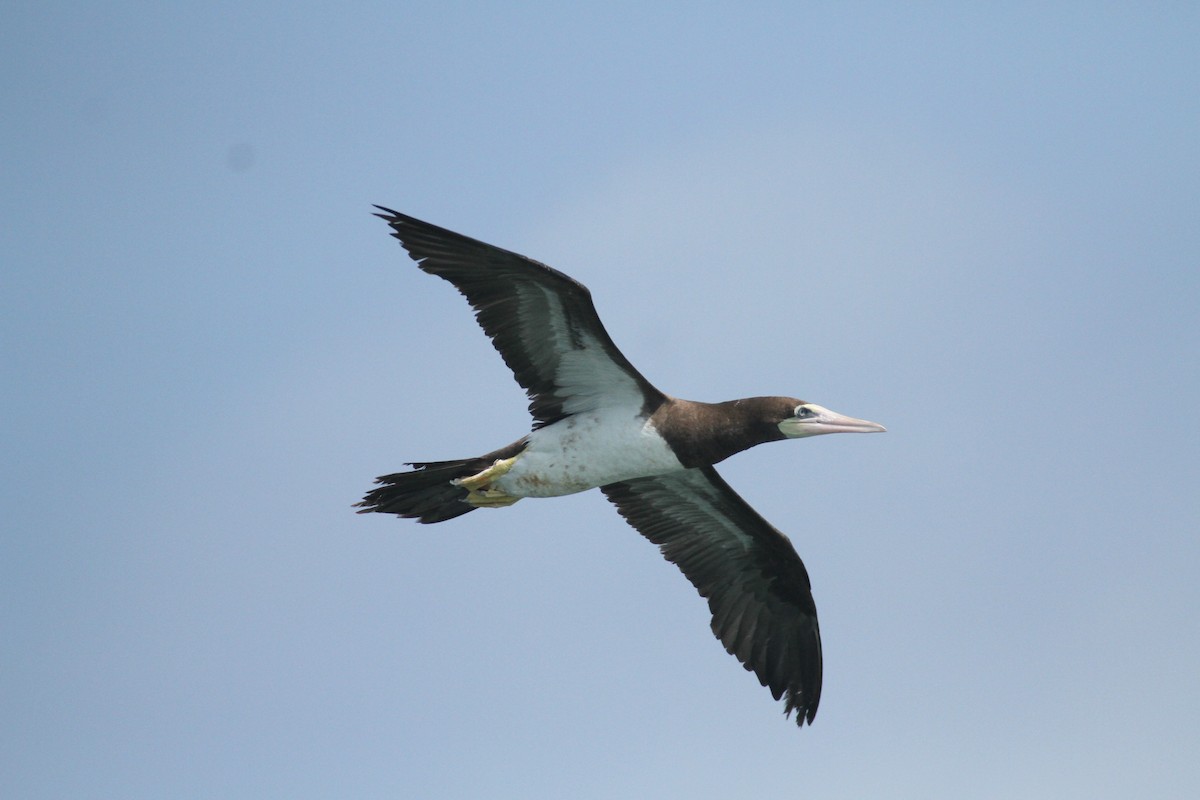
[465,488,522,508]
[454,455,520,491]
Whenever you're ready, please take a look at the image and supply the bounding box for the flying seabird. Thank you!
[356,207,885,726]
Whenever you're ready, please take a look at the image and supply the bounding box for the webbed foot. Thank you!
[464,487,522,508]
[454,455,520,491]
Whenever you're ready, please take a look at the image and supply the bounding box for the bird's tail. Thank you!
[355,442,525,524]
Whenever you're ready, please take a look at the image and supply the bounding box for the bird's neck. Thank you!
[654,398,786,469]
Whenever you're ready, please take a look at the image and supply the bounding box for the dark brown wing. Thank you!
[602,466,823,725]
[375,207,665,427]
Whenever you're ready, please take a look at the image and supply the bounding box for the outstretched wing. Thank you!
[375,207,665,427]
[602,466,823,725]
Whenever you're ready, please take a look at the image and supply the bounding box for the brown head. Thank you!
[654,396,885,469]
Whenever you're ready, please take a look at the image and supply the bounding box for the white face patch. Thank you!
[794,403,823,420]
[779,403,886,438]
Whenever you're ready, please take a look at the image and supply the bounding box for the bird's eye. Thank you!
[795,406,814,419]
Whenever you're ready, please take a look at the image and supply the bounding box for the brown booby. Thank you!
[356,207,885,726]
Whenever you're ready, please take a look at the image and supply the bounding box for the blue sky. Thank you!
[3,3,1198,798]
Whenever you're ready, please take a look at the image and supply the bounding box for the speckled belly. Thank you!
[493,410,684,498]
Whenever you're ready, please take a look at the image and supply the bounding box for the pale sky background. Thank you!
[3,3,1198,798]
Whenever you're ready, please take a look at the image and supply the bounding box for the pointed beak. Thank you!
[809,408,887,434]
[779,405,887,438]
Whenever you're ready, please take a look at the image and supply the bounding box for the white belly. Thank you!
[494,409,684,498]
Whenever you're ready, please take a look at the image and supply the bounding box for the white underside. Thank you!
[492,407,684,498]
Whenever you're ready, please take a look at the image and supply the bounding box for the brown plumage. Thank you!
[357,208,884,725]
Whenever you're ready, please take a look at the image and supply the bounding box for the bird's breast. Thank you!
[494,410,684,498]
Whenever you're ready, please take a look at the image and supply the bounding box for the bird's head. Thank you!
[777,402,887,439]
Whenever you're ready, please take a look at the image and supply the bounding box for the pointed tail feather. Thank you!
[355,458,485,523]
[356,441,527,524]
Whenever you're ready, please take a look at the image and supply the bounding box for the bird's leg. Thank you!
[454,455,520,491]
[464,488,521,508]
[455,455,522,508]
